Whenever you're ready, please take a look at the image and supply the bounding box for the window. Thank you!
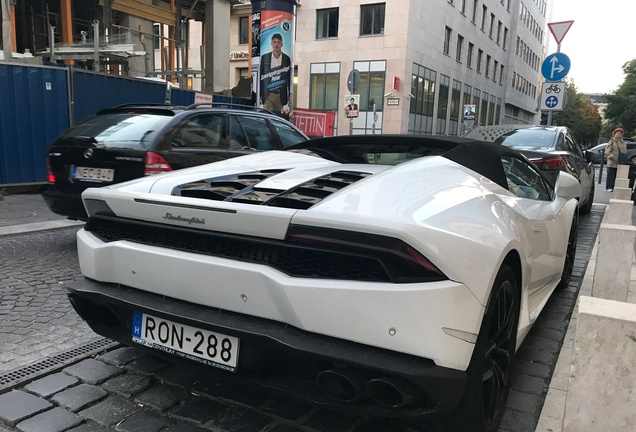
[499,65,504,84]
[437,74,450,135]
[271,120,307,147]
[317,8,339,39]
[472,0,478,22]
[496,98,502,125]
[460,0,467,14]
[489,13,495,38]
[488,94,496,125]
[360,3,385,36]
[239,16,249,44]
[472,88,480,124]
[358,70,385,111]
[476,49,483,73]
[481,5,487,30]
[467,42,474,68]
[153,24,161,50]
[485,55,491,78]
[236,67,249,82]
[171,115,224,149]
[502,155,552,200]
[444,27,452,55]
[410,65,436,116]
[464,84,472,108]
[503,27,508,50]
[238,116,277,150]
[480,91,488,126]
[497,21,502,44]
[309,63,340,111]
[450,80,462,122]
[456,35,464,62]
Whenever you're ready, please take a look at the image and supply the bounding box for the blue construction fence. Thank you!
[0,62,250,185]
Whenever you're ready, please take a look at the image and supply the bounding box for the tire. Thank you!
[579,181,594,214]
[557,211,578,289]
[416,265,519,432]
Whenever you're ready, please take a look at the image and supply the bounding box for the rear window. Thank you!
[60,113,173,149]
[492,129,556,150]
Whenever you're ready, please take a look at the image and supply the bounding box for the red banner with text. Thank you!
[292,108,335,138]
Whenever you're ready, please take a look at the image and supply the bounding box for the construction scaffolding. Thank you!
[38,20,146,74]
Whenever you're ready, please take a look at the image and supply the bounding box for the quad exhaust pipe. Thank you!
[316,368,368,402]
[365,376,421,408]
[317,369,421,408]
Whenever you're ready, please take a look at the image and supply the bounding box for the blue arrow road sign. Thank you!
[545,96,559,108]
[541,52,571,82]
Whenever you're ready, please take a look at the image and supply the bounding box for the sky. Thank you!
[547,0,636,94]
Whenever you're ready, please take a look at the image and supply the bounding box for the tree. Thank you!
[604,59,636,137]
[550,81,602,147]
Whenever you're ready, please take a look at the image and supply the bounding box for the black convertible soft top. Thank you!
[287,134,531,191]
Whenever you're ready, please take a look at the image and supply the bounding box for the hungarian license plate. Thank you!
[72,166,114,182]
[131,311,239,372]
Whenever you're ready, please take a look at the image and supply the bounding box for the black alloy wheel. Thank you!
[480,268,518,428]
[558,211,578,289]
[420,265,519,432]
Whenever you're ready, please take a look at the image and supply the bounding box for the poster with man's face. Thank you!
[258,4,295,119]
[463,104,476,121]
[344,95,360,118]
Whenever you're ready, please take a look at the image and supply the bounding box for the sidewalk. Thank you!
[535,179,636,431]
[0,192,83,236]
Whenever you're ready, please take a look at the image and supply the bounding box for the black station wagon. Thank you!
[44,103,308,220]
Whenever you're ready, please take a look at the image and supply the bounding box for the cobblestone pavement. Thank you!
[0,227,98,372]
[0,206,603,432]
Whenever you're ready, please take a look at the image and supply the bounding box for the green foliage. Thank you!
[551,81,602,147]
[605,59,636,138]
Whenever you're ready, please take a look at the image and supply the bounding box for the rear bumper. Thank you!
[42,188,88,220]
[66,277,468,418]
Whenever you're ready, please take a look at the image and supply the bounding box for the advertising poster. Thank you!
[250,6,261,105]
[344,95,360,118]
[463,104,476,121]
[258,1,296,120]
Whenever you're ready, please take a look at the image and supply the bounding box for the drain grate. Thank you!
[0,337,120,392]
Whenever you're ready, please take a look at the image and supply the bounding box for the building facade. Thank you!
[3,0,548,136]
[228,0,548,136]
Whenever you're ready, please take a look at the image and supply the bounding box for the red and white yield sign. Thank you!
[548,20,574,45]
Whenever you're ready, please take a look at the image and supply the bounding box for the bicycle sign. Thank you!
[540,81,566,111]
[545,84,561,94]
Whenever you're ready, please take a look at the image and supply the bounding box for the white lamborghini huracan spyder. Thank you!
[66,135,580,432]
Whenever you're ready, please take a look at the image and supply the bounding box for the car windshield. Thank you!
[60,113,173,149]
[493,129,556,150]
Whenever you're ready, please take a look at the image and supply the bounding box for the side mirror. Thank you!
[585,150,593,163]
[555,171,581,200]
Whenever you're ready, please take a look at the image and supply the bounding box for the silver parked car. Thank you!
[464,124,595,214]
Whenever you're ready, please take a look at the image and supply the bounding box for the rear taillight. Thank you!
[531,156,566,171]
[286,225,447,282]
[144,152,173,176]
[46,159,55,183]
